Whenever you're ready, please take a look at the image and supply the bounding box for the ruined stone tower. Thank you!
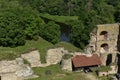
[89,23,120,65]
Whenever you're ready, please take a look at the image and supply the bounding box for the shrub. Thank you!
[62,54,73,59]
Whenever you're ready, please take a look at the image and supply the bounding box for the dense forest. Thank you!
[0,0,120,49]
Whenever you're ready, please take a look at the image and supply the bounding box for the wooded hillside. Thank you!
[0,0,120,49]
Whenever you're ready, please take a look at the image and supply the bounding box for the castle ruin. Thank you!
[89,23,120,66]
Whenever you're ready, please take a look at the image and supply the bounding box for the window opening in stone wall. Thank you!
[100,31,108,40]
[101,43,109,51]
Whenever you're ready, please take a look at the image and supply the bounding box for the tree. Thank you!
[106,0,120,6]
[92,0,115,23]
[70,20,86,49]
[19,0,66,15]
[106,0,120,22]
[40,21,61,44]
[15,6,45,40]
[0,12,25,47]
[0,0,45,47]
[114,2,120,22]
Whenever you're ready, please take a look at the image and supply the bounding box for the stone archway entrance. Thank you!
[117,54,120,73]
[106,54,112,66]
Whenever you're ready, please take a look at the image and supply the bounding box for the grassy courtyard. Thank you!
[27,64,89,80]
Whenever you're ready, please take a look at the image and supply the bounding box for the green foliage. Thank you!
[97,66,112,72]
[54,42,81,52]
[70,20,89,49]
[19,0,67,15]
[92,0,115,23]
[27,64,88,80]
[0,0,119,50]
[0,0,21,11]
[0,37,81,63]
[40,13,78,24]
[0,37,53,63]
[69,0,115,49]
[0,0,45,47]
[0,0,119,79]
[99,76,109,80]
[0,11,26,47]
[40,21,61,44]
[62,54,73,59]
[0,52,20,60]
[114,2,120,22]
[23,58,30,66]
[22,16,39,40]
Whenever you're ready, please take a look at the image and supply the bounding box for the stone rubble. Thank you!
[15,65,33,77]
[0,58,34,80]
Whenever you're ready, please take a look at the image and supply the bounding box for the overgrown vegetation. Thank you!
[0,0,119,80]
[62,54,73,59]
[27,64,89,80]
[97,66,112,72]
[0,37,81,63]
[0,0,120,49]
[39,13,78,24]
[0,37,53,63]
[54,42,82,52]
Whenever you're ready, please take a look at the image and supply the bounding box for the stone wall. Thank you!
[0,58,34,80]
[21,50,41,67]
[98,72,108,77]
[100,53,108,66]
[61,59,72,71]
[46,48,65,65]
[98,65,117,77]
[0,60,21,73]
[21,48,73,68]
[20,48,72,68]
[108,65,117,74]
[0,73,22,80]
[96,24,119,53]
[97,24,119,38]
[89,23,120,66]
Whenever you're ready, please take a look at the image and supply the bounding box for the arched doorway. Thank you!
[106,54,112,66]
[116,54,120,73]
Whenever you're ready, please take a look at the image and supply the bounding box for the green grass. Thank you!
[97,66,112,72]
[92,66,112,72]
[92,66,113,80]
[27,64,89,80]
[54,42,82,52]
[0,37,53,63]
[62,54,73,59]
[40,13,78,24]
[0,38,81,63]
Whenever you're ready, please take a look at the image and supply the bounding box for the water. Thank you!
[59,23,71,42]
[41,17,71,42]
